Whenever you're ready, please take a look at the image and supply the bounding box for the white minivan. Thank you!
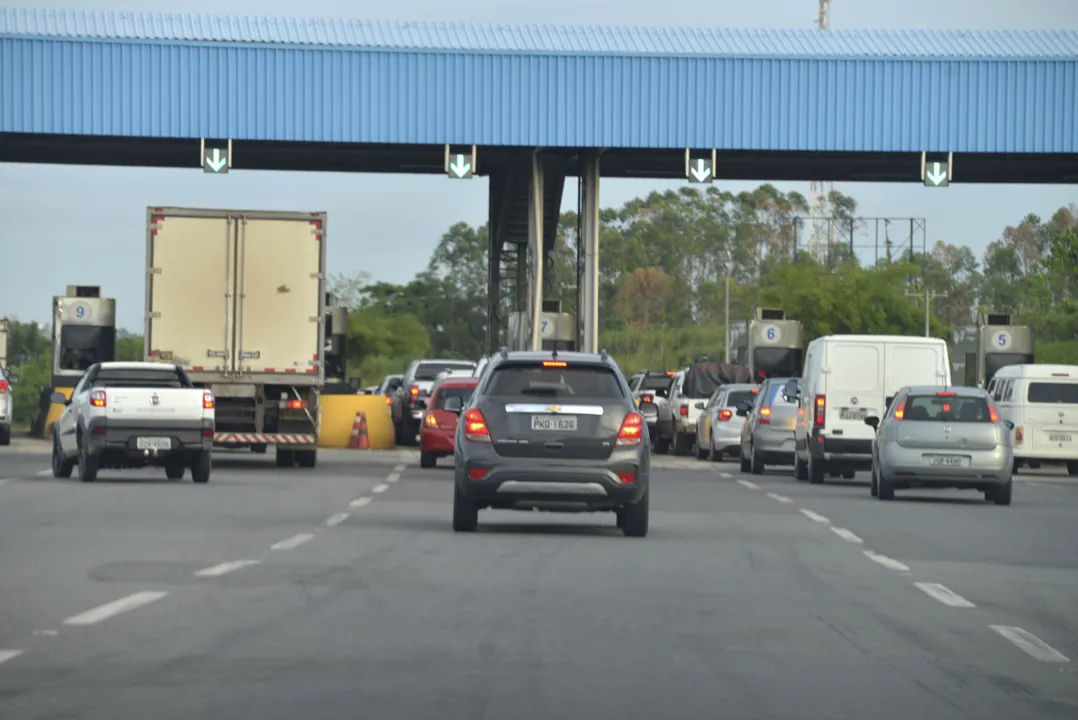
[989,364,1078,476]
[787,335,951,484]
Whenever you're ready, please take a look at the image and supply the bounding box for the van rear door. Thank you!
[885,342,948,403]
[825,341,883,441]
[1021,379,1078,458]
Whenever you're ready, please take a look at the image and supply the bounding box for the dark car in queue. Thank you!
[444,350,651,537]
[419,377,479,469]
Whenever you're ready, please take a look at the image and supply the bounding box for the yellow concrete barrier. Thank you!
[44,387,74,440]
[319,394,396,450]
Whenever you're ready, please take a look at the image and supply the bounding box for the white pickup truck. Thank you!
[50,362,215,483]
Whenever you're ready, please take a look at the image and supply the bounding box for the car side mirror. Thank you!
[694,402,705,410]
[735,402,750,417]
[864,416,880,430]
[444,396,464,414]
[1003,420,1015,430]
[414,399,427,410]
[50,392,68,405]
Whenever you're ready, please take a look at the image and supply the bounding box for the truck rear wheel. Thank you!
[296,450,317,468]
[191,451,211,483]
[276,448,295,467]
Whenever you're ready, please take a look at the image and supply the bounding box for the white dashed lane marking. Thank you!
[0,650,24,666]
[914,582,976,608]
[393,463,406,472]
[63,591,169,626]
[736,480,760,490]
[372,483,389,494]
[194,560,261,578]
[863,550,911,572]
[385,472,401,484]
[325,513,349,527]
[36,470,51,476]
[990,626,1071,663]
[349,496,372,508]
[271,533,314,551]
[719,472,733,478]
[830,527,863,544]
[799,509,830,524]
[765,492,792,503]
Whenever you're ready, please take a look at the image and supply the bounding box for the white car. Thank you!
[51,362,216,483]
[0,365,12,446]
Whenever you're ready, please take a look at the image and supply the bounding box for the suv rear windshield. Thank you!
[487,364,624,399]
[726,390,757,408]
[94,368,189,388]
[415,363,474,381]
[904,395,992,422]
[1027,382,1078,404]
[639,374,672,392]
[434,386,475,409]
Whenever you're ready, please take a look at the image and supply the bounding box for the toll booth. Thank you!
[508,303,577,352]
[729,307,806,382]
[952,312,1035,388]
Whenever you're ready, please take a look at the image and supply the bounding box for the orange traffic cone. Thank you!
[347,412,363,449]
[348,412,371,450]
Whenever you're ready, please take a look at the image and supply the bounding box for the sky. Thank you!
[1,0,1075,331]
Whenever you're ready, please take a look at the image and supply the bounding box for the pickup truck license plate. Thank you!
[1049,433,1072,443]
[839,407,868,421]
[531,415,578,432]
[930,454,964,466]
[136,437,172,451]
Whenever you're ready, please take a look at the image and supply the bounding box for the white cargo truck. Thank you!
[143,207,327,468]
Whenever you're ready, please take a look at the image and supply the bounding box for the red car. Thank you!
[420,377,479,468]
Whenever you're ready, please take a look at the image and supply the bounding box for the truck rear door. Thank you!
[235,215,324,377]
[147,212,235,373]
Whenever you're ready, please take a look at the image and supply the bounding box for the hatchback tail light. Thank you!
[813,395,826,427]
[617,412,644,447]
[893,401,906,420]
[0,380,8,393]
[717,409,733,421]
[679,405,688,416]
[463,408,491,442]
[90,390,106,408]
[759,407,771,425]
[424,413,438,427]
[988,406,1000,423]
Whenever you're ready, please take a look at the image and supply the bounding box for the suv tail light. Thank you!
[717,409,732,421]
[617,412,644,446]
[203,392,216,409]
[0,380,8,393]
[409,384,421,403]
[679,405,688,416]
[813,395,826,428]
[759,407,771,425]
[90,390,107,408]
[463,408,491,442]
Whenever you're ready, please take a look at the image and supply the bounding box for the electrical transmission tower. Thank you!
[807,0,834,262]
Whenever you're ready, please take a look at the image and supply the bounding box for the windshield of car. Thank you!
[903,394,992,422]
[486,364,625,398]
[434,386,475,410]
[415,362,474,381]
[93,368,189,388]
[1026,381,1078,404]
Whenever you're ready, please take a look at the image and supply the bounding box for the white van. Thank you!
[989,364,1078,476]
[788,335,951,484]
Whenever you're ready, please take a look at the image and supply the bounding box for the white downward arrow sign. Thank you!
[925,162,947,186]
[690,159,712,182]
[205,148,227,172]
[448,153,472,178]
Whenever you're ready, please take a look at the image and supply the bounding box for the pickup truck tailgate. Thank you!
[105,388,208,423]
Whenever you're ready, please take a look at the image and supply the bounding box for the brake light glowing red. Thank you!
[409,384,419,397]
[893,402,906,420]
[468,468,488,480]
[616,472,636,484]
[424,413,438,427]
[679,405,688,416]
[813,395,826,427]
[0,380,7,393]
[285,399,305,410]
[759,407,771,425]
[936,391,957,397]
[463,408,491,442]
[542,360,567,368]
[751,387,759,394]
[989,406,1000,423]
[718,409,733,421]
[90,390,106,408]
[617,412,644,446]
[203,392,216,409]
[639,395,653,403]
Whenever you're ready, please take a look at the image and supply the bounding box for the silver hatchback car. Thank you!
[865,386,1015,505]
[737,377,799,474]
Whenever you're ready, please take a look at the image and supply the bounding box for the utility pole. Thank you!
[905,287,948,338]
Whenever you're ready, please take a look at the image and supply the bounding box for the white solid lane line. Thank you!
[194,560,261,578]
[271,533,315,551]
[349,496,372,508]
[371,483,389,494]
[736,479,760,490]
[325,512,349,527]
[799,509,830,524]
[990,626,1070,663]
[830,527,863,544]
[385,472,401,483]
[765,492,792,503]
[0,650,24,666]
[914,582,976,608]
[863,550,911,572]
[63,591,169,626]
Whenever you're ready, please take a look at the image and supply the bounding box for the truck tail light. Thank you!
[203,392,216,409]
[284,399,305,410]
[617,412,644,447]
[679,405,688,416]
[463,408,491,443]
[759,407,771,425]
[814,395,826,428]
[90,390,106,408]
[717,409,733,421]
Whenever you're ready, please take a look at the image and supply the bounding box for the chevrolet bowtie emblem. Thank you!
[547,405,561,413]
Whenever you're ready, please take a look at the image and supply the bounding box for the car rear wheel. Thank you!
[739,450,751,473]
[709,444,722,462]
[420,452,436,469]
[870,467,879,497]
[695,438,708,460]
[876,470,894,500]
[987,480,1012,506]
[77,438,98,483]
[673,431,692,456]
[622,488,649,538]
[52,433,74,478]
[808,455,825,485]
[452,483,478,532]
[750,446,764,475]
[794,453,808,481]
[0,425,10,446]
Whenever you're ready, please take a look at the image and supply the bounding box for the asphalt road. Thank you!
[1,441,1076,719]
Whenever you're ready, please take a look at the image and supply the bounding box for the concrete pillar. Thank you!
[485,170,505,355]
[527,151,545,351]
[578,151,601,353]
